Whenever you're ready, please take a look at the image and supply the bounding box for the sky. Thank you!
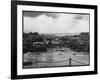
[23,11,89,33]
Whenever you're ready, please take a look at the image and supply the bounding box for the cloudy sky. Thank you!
[23,11,89,33]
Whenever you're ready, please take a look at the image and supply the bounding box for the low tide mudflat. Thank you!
[23,47,89,68]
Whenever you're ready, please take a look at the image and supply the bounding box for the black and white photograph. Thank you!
[23,11,90,68]
[11,1,97,79]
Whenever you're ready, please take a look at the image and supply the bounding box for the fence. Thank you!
[31,57,89,66]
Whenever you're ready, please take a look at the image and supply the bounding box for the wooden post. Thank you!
[69,58,71,66]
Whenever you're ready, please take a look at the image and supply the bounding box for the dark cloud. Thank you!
[45,13,58,19]
[23,11,42,17]
[74,14,89,21]
[23,11,58,19]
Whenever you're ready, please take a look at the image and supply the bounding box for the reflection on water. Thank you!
[23,48,89,68]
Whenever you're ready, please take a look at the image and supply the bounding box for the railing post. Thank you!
[69,58,71,66]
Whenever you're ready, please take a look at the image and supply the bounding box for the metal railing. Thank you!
[31,57,89,66]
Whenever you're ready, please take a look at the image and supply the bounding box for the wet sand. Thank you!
[23,48,89,68]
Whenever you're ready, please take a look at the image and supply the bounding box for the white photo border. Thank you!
[17,5,94,75]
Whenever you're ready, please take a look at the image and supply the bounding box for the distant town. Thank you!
[23,32,89,53]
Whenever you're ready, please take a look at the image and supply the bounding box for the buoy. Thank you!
[73,54,76,55]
